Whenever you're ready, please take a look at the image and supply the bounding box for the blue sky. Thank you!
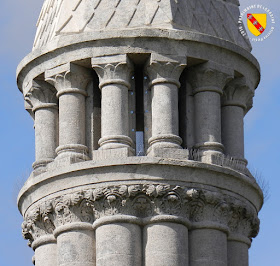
[0,0,279,265]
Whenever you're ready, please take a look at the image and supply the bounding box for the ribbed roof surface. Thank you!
[33,0,251,51]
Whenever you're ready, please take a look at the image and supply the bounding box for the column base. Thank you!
[92,147,134,160]
[55,144,89,163]
[147,146,189,160]
[98,135,134,150]
[147,134,188,160]
[32,159,54,174]
[194,142,224,164]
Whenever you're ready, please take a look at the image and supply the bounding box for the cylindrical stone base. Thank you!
[95,223,141,266]
[32,236,57,266]
[227,240,249,266]
[54,224,95,266]
[189,228,227,266]
[144,222,189,266]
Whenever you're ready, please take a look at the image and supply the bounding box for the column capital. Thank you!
[145,54,187,88]
[24,80,57,112]
[92,54,133,89]
[222,77,255,111]
[45,63,92,97]
[188,62,234,94]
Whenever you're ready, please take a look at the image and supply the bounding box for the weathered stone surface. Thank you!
[33,0,251,51]
[17,0,262,265]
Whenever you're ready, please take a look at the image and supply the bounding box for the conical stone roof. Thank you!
[33,0,251,51]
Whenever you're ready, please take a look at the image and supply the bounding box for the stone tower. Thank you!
[17,1,263,265]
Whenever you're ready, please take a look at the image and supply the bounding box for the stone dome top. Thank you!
[33,0,251,51]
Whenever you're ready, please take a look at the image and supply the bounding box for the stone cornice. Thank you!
[16,29,260,96]
[22,184,259,247]
[18,158,263,216]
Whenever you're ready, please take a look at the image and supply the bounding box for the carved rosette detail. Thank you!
[22,184,259,246]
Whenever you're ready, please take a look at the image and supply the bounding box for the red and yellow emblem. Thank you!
[247,14,267,36]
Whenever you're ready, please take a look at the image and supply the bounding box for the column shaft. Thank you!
[152,83,179,137]
[101,84,129,140]
[96,223,141,266]
[145,55,187,159]
[144,222,189,266]
[34,243,57,266]
[227,240,249,266]
[221,105,244,159]
[189,62,233,163]
[195,91,222,145]
[92,54,134,155]
[45,63,92,161]
[221,77,253,167]
[32,236,57,266]
[58,92,86,147]
[55,227,95,266]
[189,229,227,266]
[34,107,58,164]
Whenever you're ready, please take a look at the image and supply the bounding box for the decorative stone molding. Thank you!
[145,55,187,88]
[22,184,259,247]
[92,54,133,90]
[24,80,58,112]
[222,77,255,112]
[45,62,92,95]
[188,62,234,95]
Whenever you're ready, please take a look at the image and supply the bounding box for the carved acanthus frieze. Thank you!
[22,184,259,246]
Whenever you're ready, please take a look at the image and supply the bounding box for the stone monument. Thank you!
[17,0,263,265]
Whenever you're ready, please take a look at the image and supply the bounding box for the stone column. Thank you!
[25,80,58,170]
[188,62,233,163]
[92,54,134,157]
[45,63,92,162]
[189,228,228,266]
[93,217,142,266]
[32,235,57,266]
[145,54,188,159]
[222,78,254,168]
[144,219,189,266]
[227,235,251,266]
[54,223,95,266]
